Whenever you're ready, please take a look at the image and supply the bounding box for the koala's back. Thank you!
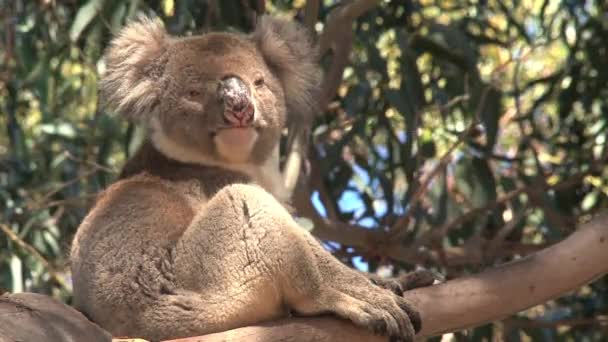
[71,177,186,331]
[70,144,254,335]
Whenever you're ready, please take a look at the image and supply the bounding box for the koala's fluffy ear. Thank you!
[100,17,169,120]
[251,16,322,122]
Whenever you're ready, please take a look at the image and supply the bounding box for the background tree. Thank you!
[1,0,607,340]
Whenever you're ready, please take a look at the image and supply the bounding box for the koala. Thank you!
[70,16,424,342]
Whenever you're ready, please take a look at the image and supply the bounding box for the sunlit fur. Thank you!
[100,17,169,120]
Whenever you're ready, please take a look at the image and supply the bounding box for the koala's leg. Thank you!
[134,184,294,340]
[281,232,421,342]
[167,184,419,341]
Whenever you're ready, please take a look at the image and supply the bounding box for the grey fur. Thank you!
[71,16,420,342]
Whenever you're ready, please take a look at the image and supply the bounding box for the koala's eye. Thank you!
[254,76,265,88]
[188,90,201,98]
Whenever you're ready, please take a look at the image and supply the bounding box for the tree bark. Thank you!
[160,212,608,342]
[1,293,111,342]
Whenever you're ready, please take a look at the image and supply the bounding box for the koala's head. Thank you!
[100,16,321,166]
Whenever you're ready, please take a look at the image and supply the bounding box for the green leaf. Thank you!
[10,255,24,293]
[294,217,315,233]
[581,190,599,211]
[42,230,61,256]
[40,123,77,139]
[70,0,106,42]
[110,2,127,33]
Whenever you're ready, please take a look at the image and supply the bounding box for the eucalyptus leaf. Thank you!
[70,0,106,42]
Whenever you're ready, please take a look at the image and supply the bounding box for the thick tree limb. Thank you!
[409,212,608,337]
[161,212,608,342]
[1,293,111,342]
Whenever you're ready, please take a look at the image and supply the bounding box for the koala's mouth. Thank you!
[210,106,261,138]
[211,107,260,149]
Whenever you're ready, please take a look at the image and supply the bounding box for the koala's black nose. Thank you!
[217,76,254,126]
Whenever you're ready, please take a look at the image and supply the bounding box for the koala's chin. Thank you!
[214,127,259,163]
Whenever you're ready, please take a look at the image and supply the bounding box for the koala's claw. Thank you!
[396,297,421,333]
[370,317,388,335]
[400,269,437,291]
[347,292,418,342]
[362,271,429,338]
[369,276,404,296]
[370,269,437,296]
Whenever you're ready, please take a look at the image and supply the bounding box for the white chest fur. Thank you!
[149,117,288,203]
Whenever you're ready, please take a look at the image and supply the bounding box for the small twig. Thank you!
[29,168,106,210]
[414,162,601,250]
[64,150,118,174]
[389,120,478,239]
[283,132,307,195]
[0,224,69,290]
[308,151,339,221]
[512,50,574,232]
[26,153,115,210]
[29,193,100,211]
[433,94,470,114]
[388,84,492,239]
[485,209,528,260]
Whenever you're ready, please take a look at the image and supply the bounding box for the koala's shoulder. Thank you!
[92,173,195,227]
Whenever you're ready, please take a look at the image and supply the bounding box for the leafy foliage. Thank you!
[1,0,607,340]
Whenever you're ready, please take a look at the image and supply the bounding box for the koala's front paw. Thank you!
[327,285,421,342]
[368,274,406,296]
[361,291,420,341]
[399,269,437,291]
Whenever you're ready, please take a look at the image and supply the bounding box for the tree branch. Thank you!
[303,0,320,31]
[388,120,479,239]
[318,0,380,54]
[290,155,599,268]
[410,212,608,337]
[159,212,608,342]
[282,0,380,194]
[0,224,69,290]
